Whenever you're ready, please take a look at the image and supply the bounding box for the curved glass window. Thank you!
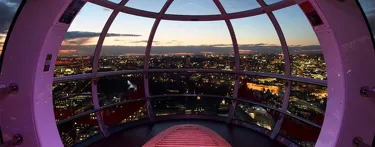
[273,5,326,80]
[166,0,220,15]
[238,75,286,108]
[149,73,235,97]
[97,74,144,106]
[102,100,148,127]
[279,115,321,146]
[234,102,279,130]
[151,20,234,70]
[0,0,23,64]
[52,1,330,146]
[125,0,167,13]
[219,0,261,13]
[57,113,100,146]
[232,14,284,74]
[53,80,94,121]
[287,82,327,125]
[55,3,112,77]
[152,96,231,117]
[100,13,154,71]
[358,0,375,40]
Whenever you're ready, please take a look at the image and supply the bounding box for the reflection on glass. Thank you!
[231,14,284,74]
[125,0,167,13]
[102,100,148,127]
[234,102,278,130]
[97,74,144,106]
[152,97,231,117]
[0,0,22,58]
[149,73,235,97]
[287,82,327,125]
[279,116,320,147]
[218,0,261,13]
[100,13,154,71]
[166,0,220,15]
[55,3,112,77]
[57,114,100,147]
[273,5,326,80]
[358,0,375,40]
[151,21,234,70]
[238,75,285,108]
[264,0,284,5]
[53,80,94,122]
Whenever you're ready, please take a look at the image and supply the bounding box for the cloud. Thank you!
[65,31,141,40]
[63,31,142,45]
[0,0,21,33]
[129,40,159,44]
[165,40,183,44]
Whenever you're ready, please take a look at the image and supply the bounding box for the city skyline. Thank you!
[59,43,324,56]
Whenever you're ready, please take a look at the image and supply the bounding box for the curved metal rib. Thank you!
[89,0,295,21]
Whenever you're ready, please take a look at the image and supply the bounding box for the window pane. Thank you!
[234,102,279,130]
[53,80,94,122]
[57,114,100,146]
[166,0,220,15]
[125,0,167,13]
[149,73,235,97]
[219,0,261,13]
[151,21,234,70]
[100,13,154,71]
[55,3,112,77]
[238,75,285,109]
[97,74,144,107]
[279,116,321,147]
[152,96,231,117]
[0,0,23,62]
[273,5,327,79]
[264,0,284,5]
[232,14,284,74]
[102,100,148,127]
[358,0,375,40]
[287,82,327,125]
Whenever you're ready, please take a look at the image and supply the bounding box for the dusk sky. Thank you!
[65,0,319,47]
[1,0,375,56]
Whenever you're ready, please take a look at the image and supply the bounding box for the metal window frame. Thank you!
[90,0,295,21]
[143,0,174,121]
[53,0,328,145]
[90,0,130,138]
[256,0,292,139]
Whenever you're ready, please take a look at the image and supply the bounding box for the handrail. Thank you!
[56,94,322,129]
[53,69,327,86]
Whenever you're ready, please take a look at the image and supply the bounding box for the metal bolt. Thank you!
[8,83,19,95]
[360,86,370,97]
[13,134,23,145]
